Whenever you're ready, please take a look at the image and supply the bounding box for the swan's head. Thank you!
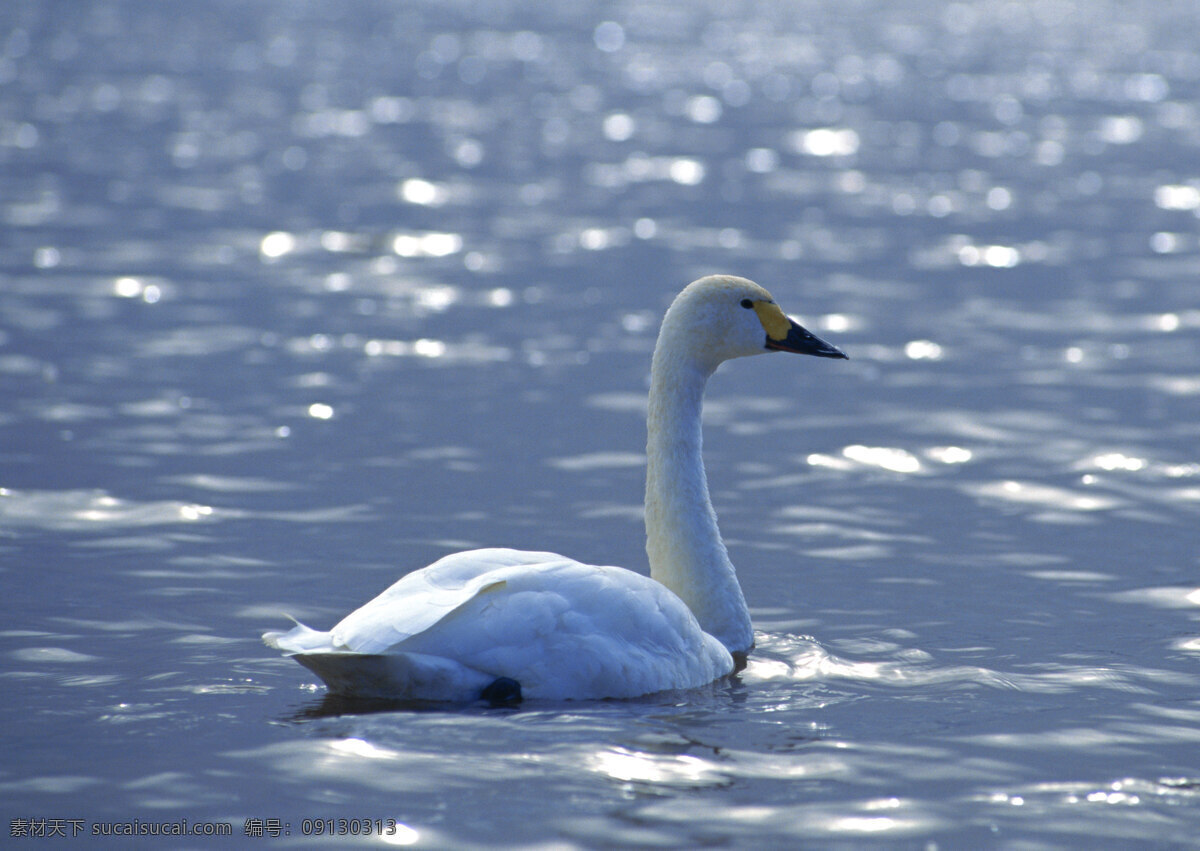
[659,275,847,371]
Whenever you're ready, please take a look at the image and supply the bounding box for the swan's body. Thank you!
[264,275,845,702]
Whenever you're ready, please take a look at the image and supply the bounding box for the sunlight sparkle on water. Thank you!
[33,246,60,268]
[819,314,857,333]
[1088,453,1146,472]
[1155,184,1200,210]
[1151,232,1182,254]
[114,277,141,297]
[926,446,972,464]
[904,340,943,360]
[791,128,860,157]
[260,231,296,259]
[830,816,899,834]
[603,112,635,141]
[398,178,447,206]
[971,480,1120,511]
[178,504,213,521]
[379,824,421,846]
[320,231,365,254]
[843,445,922,474]
[668,158,705,185]
[414,285,459,311]
[113,277,161,303]
[413,339,446,358]
[328,738,395,760]
[392,233,463,257]
[958,243,1021,267]
[1099,115,1144,145]
[986,186,1013,210]
[589,748,720,786]
[685,94,722,124]
[580,227,613,250]
[1151,313,1181,332]
[487,287,514,307]
[363,338,449,358]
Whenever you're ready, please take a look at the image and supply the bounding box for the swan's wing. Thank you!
[329,548,571,654]
[266,547,734,700]
[397,559,734,699]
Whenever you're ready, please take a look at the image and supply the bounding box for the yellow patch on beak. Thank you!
[751,301,792,341]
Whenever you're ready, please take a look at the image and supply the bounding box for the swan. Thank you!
[264,275,846,702]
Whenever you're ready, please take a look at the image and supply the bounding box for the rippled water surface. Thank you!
[4,0,1200,846]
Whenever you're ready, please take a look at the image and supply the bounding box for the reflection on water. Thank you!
[0,488,217,530]
[220,627,1200,846]
[4,0,1200,847]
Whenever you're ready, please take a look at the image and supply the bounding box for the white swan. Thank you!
[264,275,846,702]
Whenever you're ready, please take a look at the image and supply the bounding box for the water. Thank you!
[3,0,1199,846]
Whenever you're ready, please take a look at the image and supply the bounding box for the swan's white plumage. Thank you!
[264,547,731,700]
[264,275,845,702]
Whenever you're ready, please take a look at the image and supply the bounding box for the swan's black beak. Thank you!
[765,318,848,359]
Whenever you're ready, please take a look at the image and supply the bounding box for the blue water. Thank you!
[3,0,1199,846]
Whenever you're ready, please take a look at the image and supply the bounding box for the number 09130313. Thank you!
[300,818,399,836]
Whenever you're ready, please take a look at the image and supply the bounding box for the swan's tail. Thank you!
[262,617,332,654]
[263,621,494,702]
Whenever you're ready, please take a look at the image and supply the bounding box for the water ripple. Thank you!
[0,488,218,532]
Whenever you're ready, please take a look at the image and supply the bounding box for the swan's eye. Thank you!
[740,299,754,309]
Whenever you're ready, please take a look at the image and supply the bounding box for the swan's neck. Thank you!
[645,346,753,655]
